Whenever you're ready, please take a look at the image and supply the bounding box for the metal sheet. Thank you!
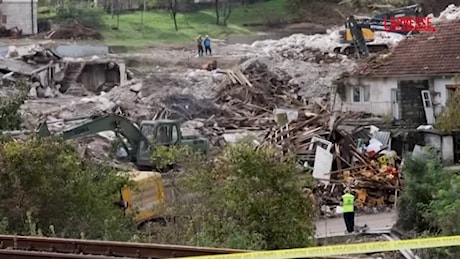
[373,131,391,146]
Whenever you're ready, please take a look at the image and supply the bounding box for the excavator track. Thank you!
[333,44,389,56]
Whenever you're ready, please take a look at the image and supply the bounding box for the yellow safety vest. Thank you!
[342,193,355,213]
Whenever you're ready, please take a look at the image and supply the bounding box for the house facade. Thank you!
[0,0,38,35]
[336,20,460,126]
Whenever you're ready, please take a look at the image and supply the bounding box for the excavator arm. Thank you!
[37,115,149,161]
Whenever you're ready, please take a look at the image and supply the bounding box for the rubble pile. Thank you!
[253,102,400,216]
[211,59,294,129]
[430,4,460,23]
[0,25,22,39]
[45,21,103,40]
[251,27,405,55]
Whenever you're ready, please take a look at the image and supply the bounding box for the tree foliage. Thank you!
[214,0,237,26]
[151,142,315,250]
[285,0,311,16]
[437,75,460,132]
[0,137,137,240]
[0,86,27,131]
[396,152,445,233]
[396,152,460,258]
[55,3,105,28]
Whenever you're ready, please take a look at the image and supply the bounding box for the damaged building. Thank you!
[57,58,127,95]
[337,20,460,126]
[335,19,460,165]
[0,44,128,98]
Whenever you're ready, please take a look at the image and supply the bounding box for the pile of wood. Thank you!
[193,60,400,215]
[211,59,319,130]
[45,21,103,40]
[259,110,399,215]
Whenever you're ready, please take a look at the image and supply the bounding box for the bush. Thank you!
[396,152,460,258]
[55,4,105,29]
[0,85,27,131]
[151,142,315,250]
[0,137,137,240]
[396,152,445,233]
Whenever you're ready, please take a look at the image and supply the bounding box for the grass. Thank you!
[99,0,292,47]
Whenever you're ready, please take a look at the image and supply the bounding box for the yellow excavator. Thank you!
[17,114,209,226]
[333,4,422,57]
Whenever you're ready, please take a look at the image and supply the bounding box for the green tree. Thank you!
[437,75,460,132]
[285,0,310,16]
[55,3,105,28]
[396,152,445,233]
[396,152,460,258]
[151,142,315,250]
[0,137,138,240]
[0,87,27,130]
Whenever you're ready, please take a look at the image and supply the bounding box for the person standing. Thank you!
[196,35,204,57]
[203,35,212,56]
[341,188,355,234]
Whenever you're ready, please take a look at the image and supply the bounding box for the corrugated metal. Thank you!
[373,131,391,146]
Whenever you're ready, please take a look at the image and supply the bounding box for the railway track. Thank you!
[0,235,247,258]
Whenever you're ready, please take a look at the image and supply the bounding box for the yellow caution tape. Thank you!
[182,235,460,259]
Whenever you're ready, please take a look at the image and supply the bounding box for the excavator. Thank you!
[32,114,210,225]
[333,4,422,57]
[36,114,209,169]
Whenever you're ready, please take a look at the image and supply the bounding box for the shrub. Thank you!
[151,142,315,249]
[0,137,137,240]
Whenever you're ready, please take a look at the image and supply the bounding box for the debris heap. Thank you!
[196,60,400,217]
[46,21,103,40]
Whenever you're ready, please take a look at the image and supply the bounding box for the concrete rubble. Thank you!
[0,42,128,100]
[4,4,457,218]
[430,4,460,23]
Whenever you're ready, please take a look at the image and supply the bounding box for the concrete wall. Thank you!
[0,0,38,35]
[433,76,455,114]
[442,135,454,164]
[422,132,454,164]
[338,77,397,117]
[78,61,126,92]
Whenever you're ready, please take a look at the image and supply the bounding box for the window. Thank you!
[171,125,179,143]
[155,124,180,145]
[157,125,172,144]
[351,86,370,103]
[352,87,361,102]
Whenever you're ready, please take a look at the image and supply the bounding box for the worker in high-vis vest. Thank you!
[341,188,355,233]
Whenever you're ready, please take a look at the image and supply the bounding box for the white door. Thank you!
[391,89,400,120]
[421,90,436,124]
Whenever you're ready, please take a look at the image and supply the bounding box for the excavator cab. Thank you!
[136,120,181,168]
[34,115,209,170]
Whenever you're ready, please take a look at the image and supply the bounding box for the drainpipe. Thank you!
[31,0,34,34]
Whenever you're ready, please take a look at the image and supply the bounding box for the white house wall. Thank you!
[338,78,397,117]
[433,77,455,114]
[0,0,38,35]
[339,76,456,119]
[442,135,454,164]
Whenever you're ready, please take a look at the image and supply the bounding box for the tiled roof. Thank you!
[353,20,460,77]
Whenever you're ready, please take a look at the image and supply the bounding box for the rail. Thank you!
[0,235,246,258]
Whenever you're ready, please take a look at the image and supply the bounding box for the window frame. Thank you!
[351,85,370,104]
